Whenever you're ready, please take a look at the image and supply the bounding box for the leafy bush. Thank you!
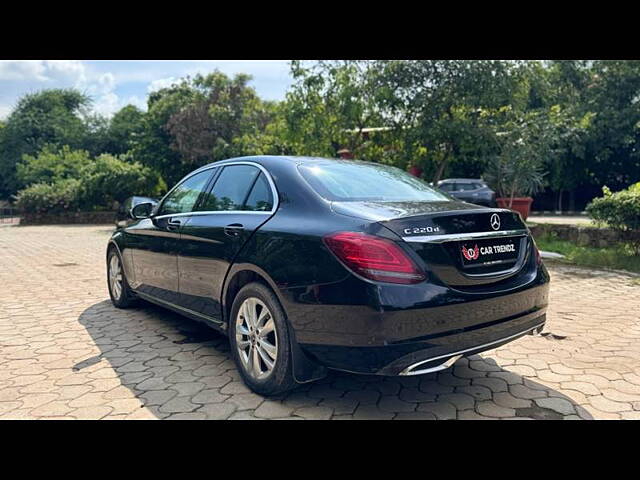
[587,183,640,252]
[17,145,91,186]
[14,178,81,214]
[14,147,165,214]
[80,153,165,210]
[587,183,640,231]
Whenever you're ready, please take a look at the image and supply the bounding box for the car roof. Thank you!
[195,155,386,173]
[439,178,485,183]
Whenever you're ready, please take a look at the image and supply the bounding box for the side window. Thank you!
[158,169,214,216]
[458,183,477,191]
[198,165,260,212]
[244,173,274,211]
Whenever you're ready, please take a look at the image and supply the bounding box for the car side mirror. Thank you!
[130,201,156,219]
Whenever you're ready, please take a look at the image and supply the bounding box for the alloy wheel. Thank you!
[109,253,123,300]
[235,297,278,380]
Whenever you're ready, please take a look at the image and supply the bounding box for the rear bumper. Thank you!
[300,308,546,375]
[282,264,550,375]
[389,315,545,376]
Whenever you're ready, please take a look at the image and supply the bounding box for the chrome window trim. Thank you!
[402,229,529,244]
[154,161,279,219]
[155,165,219,218]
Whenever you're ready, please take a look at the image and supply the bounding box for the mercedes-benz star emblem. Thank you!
[490,213,501,231]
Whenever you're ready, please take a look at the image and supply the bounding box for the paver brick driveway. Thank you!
[1,225,640,420]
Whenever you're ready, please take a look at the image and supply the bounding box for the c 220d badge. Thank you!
[107,156,550,396]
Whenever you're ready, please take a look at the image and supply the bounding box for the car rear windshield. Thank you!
[298,162,450,202]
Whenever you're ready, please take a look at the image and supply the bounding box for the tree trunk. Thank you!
[432,147,451,184]
[557,190,563,213]
[569,189,576,212]
[509,184,517,208]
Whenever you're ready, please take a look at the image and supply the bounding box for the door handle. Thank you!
[167,217,183,230]
[224,223,244,237]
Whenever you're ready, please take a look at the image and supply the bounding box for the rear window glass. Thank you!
[298,162,449,202]
[244,173,274,211]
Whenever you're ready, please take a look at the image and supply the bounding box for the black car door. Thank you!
[176,163,277,321]
[125,168,216,304]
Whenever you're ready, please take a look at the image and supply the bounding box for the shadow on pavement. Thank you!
[78,300,592,420]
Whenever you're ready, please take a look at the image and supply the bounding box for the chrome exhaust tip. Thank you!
[400,354,463,376]
[528,325,544,336]
[397,322,545,376]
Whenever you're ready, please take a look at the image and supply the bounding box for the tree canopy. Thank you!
[2,62,640,213]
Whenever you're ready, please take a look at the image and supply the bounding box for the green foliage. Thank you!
[283,61,388,160]
[106,105,146,155]
[3,60,640,213]
[133,71,284,187]
[14,147,164,213]
[586,182,640,236]
[17,145,92,186]
[378,60,524,181]
[80,153,164,210]
[165,72,283,166]
[14,178,81,214]
[483,106,574,201]
[535,233,640,274]
[0,89,90,197]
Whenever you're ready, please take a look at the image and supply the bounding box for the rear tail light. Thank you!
[323,232,425,284]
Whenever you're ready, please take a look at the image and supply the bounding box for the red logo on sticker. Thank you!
[462,244,480,261]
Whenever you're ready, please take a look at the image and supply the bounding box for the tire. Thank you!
[107,247,137,308]
[228,282,296,396]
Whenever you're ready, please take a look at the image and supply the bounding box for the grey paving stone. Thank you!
[199,402,237,420]
[534,397,577,416]
[416,401,457,420]
[294,406,334,420]
[191,389,229,405]
[253,401,295,419]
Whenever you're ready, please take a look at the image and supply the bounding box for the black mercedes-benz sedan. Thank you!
[106,156,549,395]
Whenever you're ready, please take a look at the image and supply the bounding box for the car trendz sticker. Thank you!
[461,244,480,261]
[462,242,516,261]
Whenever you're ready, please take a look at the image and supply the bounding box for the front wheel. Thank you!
[107,247,137,308]
[229,282,296,396]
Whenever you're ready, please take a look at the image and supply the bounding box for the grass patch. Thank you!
[535,235,640,274]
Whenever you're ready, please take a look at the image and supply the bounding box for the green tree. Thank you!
[283,61,388,160]
[581,60,640,190]
[133,79,198,187]
[0,89,90,198]
[134,71,285,187]
[105,105,146,155]
[378,60,525,181]
[165,72,283,166]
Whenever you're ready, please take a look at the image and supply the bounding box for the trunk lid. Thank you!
[332,200,531,287]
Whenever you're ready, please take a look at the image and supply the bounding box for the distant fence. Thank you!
[0,207,21,225]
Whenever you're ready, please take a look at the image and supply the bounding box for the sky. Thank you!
[0,60,294,120]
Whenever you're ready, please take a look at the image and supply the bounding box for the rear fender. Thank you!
[222,262,327,384]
